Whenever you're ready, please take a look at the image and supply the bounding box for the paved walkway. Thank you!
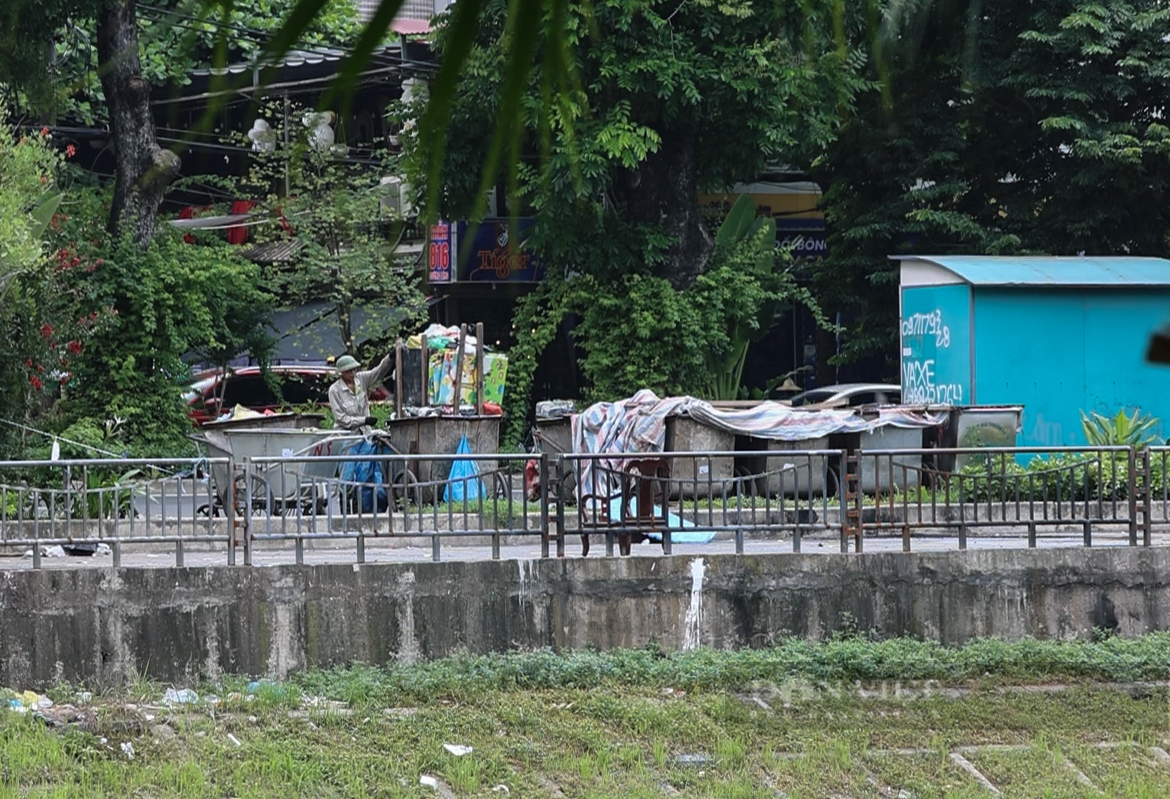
[2,529,1164,570]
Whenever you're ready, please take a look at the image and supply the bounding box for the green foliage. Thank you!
[501,219,831,444]
[0,118,71,456]
[53,222,276,456]
[696,199,831,400]
[1081,408,1160,448]
[289,635,1170,703]
[955,451,1134,503]
[0,0,366,125]
[815,0,1170,369]
[238,101,426,360]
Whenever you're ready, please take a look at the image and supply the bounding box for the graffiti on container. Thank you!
[901,359,964,404]
[901,307,962,404]
[1028,413,1064,446]
[901,309,950,348]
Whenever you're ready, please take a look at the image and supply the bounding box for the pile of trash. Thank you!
[404,323,507,412]
[210,405,283,424]
[5,689,55,714]
[23,542,112,559]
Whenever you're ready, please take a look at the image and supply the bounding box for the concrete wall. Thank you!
[3,547,1168,687]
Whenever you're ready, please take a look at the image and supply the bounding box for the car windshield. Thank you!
[789,390,836,407]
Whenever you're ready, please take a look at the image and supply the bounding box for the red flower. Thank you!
[40,323,53,339]
[67,340,82,355]
[24,358,33,368]
[40,126,49,137]
[30,376,42,390]
[65,144,76,158]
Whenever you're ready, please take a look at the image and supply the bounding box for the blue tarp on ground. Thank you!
[607,496,716,544]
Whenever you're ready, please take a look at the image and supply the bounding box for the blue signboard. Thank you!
[900,284,971,405]
[458,219,546,282]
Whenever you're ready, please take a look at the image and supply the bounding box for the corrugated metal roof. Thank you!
[242,240,305,264]
[894,255,1170,286]
[189,44,399,77]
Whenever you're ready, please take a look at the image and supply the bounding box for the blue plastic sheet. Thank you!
[608,496,716,544]
[444,435,483,503]
[341,439,387,512]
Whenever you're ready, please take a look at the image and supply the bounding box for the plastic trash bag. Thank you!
[341,439,387,512]
[444,435,483,503]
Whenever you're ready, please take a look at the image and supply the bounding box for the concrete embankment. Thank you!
[2,547,1164,687]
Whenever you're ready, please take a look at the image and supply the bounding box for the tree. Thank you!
[1,0,175,245]
[240,103,426,359]
[0,119,70,456]
[415,0,863,287]
[813,0,1170,371]
[55,227,277,454]
[0,0,365,246]
[96,0,181,244]
[402,0,861,439]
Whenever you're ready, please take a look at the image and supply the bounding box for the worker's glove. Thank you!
[364,416,378,427]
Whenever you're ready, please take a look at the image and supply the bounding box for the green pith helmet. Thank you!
[335,355,360,372]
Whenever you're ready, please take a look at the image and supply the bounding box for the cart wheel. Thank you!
[492,471,512,500]
[392,468,420,510]
[557,470,578,505]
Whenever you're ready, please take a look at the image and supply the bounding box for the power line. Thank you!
[147,62,429,107]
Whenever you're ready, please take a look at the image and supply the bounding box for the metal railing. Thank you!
[3,445,1170,567]
[561,449,846,557]
[241,451,547,565]
[0,457,229,568]
[851,446,1141,551]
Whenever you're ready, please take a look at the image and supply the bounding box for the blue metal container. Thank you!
[898,255,1170,446]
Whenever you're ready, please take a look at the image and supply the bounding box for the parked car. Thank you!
[786,383,901,409]
[184,364,390,425]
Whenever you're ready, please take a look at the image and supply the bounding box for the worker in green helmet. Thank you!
[328,352,394,432]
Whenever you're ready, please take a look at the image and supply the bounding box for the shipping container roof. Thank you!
[893,255,1170,286]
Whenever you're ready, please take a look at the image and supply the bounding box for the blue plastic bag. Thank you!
[341,439,387,512]
[444,434,483,503]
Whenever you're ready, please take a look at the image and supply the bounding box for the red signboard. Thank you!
[427,222,456,283]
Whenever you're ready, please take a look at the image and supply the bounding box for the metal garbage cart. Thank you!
[664,415,736,499]
[735,434,834,498]
[192,423,364,515]
[533,414,575,502]
[385,414,502,503]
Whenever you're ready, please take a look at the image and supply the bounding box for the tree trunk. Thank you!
[616,122,710,289]
[96,0,180,246]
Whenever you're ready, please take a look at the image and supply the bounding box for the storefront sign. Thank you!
[776,219,828,259]
[460,219,546,282]
[427,222,457,283]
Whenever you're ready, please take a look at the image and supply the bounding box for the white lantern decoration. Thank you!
[302,111,343,154]
[247,119,276,153]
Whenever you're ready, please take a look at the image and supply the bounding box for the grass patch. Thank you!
[4,638,1170,797]
[1069,743,1170,798]
[288,634,1170,703]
